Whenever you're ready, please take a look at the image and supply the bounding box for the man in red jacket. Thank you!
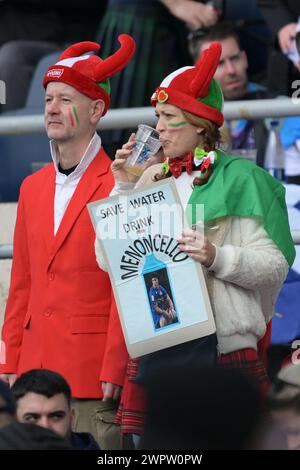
[0,35,135,449]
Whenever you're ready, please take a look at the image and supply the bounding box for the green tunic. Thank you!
[187,151,295,267]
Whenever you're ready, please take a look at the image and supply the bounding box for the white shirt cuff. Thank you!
[110,180,136,195]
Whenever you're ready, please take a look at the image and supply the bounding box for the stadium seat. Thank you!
[0,51,60,202]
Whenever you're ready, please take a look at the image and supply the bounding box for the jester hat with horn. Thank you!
[151,42,224,127]
[43,34,136,115]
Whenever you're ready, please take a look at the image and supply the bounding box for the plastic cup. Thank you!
[125,124,161,176]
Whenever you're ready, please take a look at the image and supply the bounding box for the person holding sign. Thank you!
[96,42,295,445]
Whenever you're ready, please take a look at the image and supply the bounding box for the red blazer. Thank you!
[0,148,128,398]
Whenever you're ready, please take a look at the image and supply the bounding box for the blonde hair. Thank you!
[154,112,221,185]
[182,111,221,151]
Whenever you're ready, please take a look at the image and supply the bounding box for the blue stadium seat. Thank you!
[25,51,60,109]
[0,51,61,202]
[272,184,300,346]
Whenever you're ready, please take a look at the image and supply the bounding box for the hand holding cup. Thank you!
[124,124,161,177]
[111,133,139,183]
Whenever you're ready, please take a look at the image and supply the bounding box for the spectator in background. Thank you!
[0,380,16,429]
[96,0,222,157]
[257,0,299,58]
[0,36,135,449]
[266,362,300,450]
[257,0,300,96]
[188,23,300,183]
[12,369,99,450]
[139,365,264,450]
[0,1,107,47]
[161,0,221,30]
[0,0,107,112]
[0,422,73,450]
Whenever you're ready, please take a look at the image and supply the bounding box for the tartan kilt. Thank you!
[115,358,147,437]
[219,348,270,396]
[116,348,270,438]
[95,1,192,156]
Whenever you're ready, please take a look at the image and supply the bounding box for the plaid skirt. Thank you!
[95,1,192,156]
[115,358,147,437]
[219,348,270,396]
[116,347,270,437]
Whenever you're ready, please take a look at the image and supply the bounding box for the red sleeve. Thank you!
[97,158,129,386]
[0,186,31,373]
[99,292,129,386]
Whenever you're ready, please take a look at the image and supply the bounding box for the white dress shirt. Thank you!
[50,132,101,234]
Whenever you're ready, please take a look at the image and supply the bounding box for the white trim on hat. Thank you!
[56,55,91,68]
[160,66,194,87]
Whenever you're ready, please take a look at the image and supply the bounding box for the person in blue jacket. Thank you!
[149,274,177,329]
[11,369,100,450]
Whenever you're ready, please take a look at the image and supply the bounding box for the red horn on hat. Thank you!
[190,42,222,98]
[58,41,100,61]
[95,34,136,82]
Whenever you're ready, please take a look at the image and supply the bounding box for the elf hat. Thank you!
[43,34,136,115]
[151,42,224,127]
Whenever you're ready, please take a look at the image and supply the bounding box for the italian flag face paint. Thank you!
[72,106,79,125]
[69,107,79,127]
[167,120,188,129]
[68,109,75,128]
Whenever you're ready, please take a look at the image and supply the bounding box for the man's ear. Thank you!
[91,99,105,123]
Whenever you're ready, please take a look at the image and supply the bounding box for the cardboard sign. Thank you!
[88,178,215,357]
